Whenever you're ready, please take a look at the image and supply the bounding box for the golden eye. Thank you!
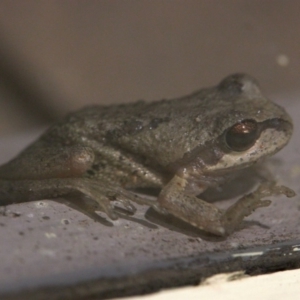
[225,119,259,152]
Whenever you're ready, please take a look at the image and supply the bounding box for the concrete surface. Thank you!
[0,93,299,299]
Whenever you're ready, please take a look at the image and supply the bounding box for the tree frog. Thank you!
[0,74,295,236]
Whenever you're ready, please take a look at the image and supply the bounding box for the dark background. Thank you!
[0,0,299,136]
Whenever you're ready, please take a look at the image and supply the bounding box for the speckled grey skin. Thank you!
[0,74,295,235]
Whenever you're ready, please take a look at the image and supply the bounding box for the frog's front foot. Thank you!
[221,182,296,234]
[156,175,296,236]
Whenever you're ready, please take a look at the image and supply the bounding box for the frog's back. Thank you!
[34,94,208,148]
[7,72,289,169]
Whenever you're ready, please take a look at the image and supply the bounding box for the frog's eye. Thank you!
[225,120,259,152]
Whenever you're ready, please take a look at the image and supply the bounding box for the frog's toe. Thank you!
[255,199,272,209]
[255,182,296,198]
[242,198,272,217]
[97,200,119,220]
[126,193,155,206]
[107,210,119,220]
[277,185,296,198]
[122,200,137,213]
[82,181,119,220]
[92,185,139,216]
[152,203,169,215]
[112,187,155,206]
[115,198,137,213]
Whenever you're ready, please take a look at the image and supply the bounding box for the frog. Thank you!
[0,73,295,236]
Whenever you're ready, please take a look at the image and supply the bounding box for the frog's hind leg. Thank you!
[0,177,118,219]
[0,145,94,204]
[0,145,150,220]
[0,145,105,212]
[0,177,155,220]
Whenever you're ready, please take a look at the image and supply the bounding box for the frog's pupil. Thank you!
[225,119,259,152]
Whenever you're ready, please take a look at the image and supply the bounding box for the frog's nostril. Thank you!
[264,118,293,133]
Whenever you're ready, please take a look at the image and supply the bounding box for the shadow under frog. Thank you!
[0,74,295,237]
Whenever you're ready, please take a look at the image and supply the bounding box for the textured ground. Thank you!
[0,95,299,299]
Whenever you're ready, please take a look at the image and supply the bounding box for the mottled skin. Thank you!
[0,74,295,235]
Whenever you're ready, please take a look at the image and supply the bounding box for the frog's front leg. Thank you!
[156,175,295,236]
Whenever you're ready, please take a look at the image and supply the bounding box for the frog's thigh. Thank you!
[0,146,95,180]
[157,175,226,235]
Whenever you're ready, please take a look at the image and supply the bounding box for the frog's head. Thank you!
[171,73,293,181]
[200,73,293,176]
